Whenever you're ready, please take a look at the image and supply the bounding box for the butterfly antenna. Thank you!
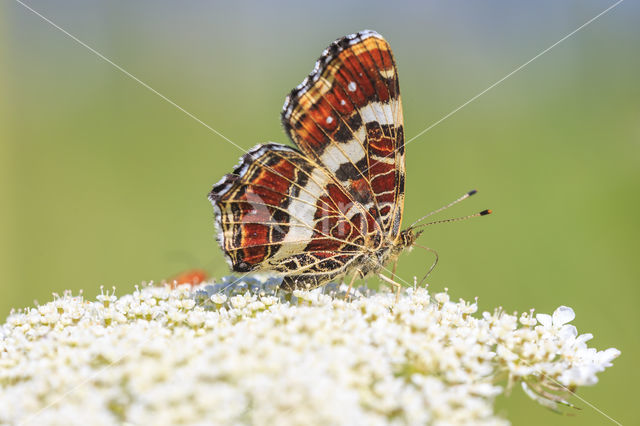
[412,209,492,230]
[409,189,478,228]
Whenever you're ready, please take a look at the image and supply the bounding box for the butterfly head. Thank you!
[399,228,423,249]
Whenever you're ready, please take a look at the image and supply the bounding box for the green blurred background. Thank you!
[2,1,638,424]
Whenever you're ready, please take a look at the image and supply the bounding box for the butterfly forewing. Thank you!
[282,30,405,238]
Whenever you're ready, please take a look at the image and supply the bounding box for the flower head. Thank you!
[0,277,619,425]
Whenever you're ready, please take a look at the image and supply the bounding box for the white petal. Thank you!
[552,306,575,326]
[559,324,577,339]
[536,313,552,328]
[576,333,593,344]
[598,348,621,366]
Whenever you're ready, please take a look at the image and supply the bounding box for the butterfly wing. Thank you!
[282,30,405,240]
[210,30,405,290]
[209,143,367,282]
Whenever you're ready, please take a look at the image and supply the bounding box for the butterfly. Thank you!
[209,30,488,297]
[166,269,209,288]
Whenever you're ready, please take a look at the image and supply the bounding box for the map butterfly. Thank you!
[209,30,488,295]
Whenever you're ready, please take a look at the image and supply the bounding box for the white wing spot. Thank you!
[379,68,395,79]
[319,134,367,174]
[348,81,357,92]
[326,116,334,124]
[271,169,330,261]
[360,101,397,125]
[340,99,346,106]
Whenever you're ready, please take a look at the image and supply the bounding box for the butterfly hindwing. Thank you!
[209,143,367,276]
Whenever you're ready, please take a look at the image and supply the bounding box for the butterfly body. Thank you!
[210,30,412,291]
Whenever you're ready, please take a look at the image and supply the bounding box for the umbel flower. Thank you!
[0,276,619,425]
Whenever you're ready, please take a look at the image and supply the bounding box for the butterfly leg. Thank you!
[391,260,398,282]
[378,273,402,304]
[344,270,362,301]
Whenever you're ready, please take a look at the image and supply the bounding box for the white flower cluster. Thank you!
[0,277,619,425]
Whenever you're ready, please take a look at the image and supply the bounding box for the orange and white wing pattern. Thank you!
[210,31,405,290]
[282,30,405,240]
[210,143,367,287]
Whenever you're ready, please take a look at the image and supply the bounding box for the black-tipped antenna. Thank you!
[412,209,492,230]
[409,189,478,228]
